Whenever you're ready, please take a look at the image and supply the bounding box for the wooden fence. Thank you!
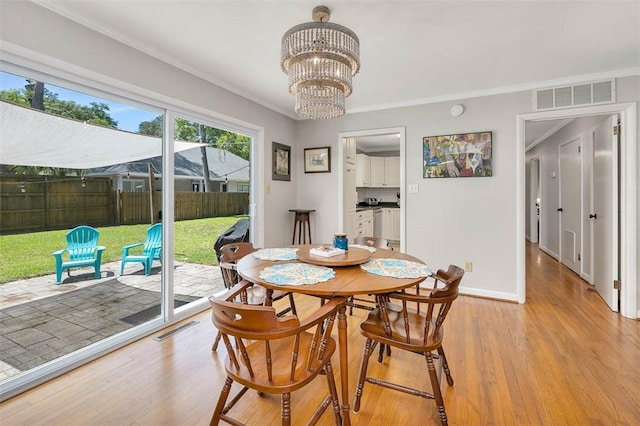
[0,176,249,234]
[117,191,249,224]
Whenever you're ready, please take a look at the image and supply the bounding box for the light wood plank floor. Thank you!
[2,243,639,425]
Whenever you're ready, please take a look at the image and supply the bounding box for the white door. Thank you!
[558,138,581,274]
[592,115,619,311]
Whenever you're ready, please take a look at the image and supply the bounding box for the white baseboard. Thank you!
[459,286,520,303]
[539,245,559,260]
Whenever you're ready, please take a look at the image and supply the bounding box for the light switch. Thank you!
[408,184,419,194]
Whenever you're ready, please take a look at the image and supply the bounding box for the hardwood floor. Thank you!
[2,243,639,425]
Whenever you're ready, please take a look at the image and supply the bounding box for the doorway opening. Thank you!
[338,127,406,253]
[518,102,637,319]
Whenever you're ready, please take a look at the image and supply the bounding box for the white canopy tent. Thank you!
[0,101,204,169]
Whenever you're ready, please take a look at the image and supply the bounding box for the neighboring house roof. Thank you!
[86,146,249,181]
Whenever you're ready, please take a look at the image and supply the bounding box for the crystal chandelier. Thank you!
[281,6,360,119]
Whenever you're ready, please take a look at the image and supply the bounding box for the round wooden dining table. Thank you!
[236,244,430,425]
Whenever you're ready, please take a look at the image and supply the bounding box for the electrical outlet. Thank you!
[408,184,419,194]
[464,261,473,272]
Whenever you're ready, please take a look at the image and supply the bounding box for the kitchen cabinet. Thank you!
[355,154,400,188]
[346,211,356,240]
[344,162,357,210]
[380,207,401,241]
[356,153,370,187]
[344,137,356,164]
[385,157,400,187]
[351,209,374,240]
[390,208,401,240]
[344,162,357,238]
[363,211,374,237]
[369,157,385,187]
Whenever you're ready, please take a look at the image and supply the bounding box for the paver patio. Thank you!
[0,260,223,380]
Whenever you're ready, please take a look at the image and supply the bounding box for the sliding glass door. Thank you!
[0,67,167,392]
[0,63,258,399]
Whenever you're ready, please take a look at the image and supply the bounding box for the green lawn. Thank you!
[0,216,247,284]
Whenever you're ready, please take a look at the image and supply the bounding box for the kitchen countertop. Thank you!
[356,202,400,211]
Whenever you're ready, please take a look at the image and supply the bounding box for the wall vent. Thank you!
[534,79,615,111]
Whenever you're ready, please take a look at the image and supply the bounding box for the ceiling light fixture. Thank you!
[281,5,360,119]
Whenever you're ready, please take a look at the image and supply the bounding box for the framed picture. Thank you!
[304,146,331,173]
[272,142,291,181]
[423,131,492,178]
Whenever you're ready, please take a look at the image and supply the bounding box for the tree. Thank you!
[139,116,250,161]
[25,79,44,110]
[1,82,118,128]
[138,116,162,137]
[138,116,251,191]
[199,124,212,192]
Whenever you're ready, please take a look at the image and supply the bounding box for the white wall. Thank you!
[296,92,531,300]
[295,76,639,307]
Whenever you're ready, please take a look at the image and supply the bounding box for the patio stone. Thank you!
[78,317,122,332]
[0,261,224,376]
[36,318,87,339]
[1,316,53,334]
[5,328,54,347]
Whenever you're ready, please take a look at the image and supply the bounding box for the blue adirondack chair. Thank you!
[53,225,105,284]
[120,223,162,276]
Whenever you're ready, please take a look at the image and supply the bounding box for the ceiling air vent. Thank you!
[534,79,615,111]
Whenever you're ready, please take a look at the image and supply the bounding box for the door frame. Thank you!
[517,102,637,319]
[337,127,406,253]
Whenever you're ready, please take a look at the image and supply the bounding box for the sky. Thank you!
[0,71,158,133]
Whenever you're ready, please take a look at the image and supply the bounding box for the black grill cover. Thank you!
[214,218,250,262]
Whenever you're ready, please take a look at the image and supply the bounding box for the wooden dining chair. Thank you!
[209,284,344,426]
[347,236,392,315]
[352,236,391,249]
[212,242,297,351]
[353,264,464,426]
[411,264,460,313]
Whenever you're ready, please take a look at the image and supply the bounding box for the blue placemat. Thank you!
[360,258,432,278]
[259,263,335,286]
[253,248,299,261]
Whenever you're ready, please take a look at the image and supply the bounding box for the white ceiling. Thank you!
[356,134,401,152]
[31,0,639,122]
